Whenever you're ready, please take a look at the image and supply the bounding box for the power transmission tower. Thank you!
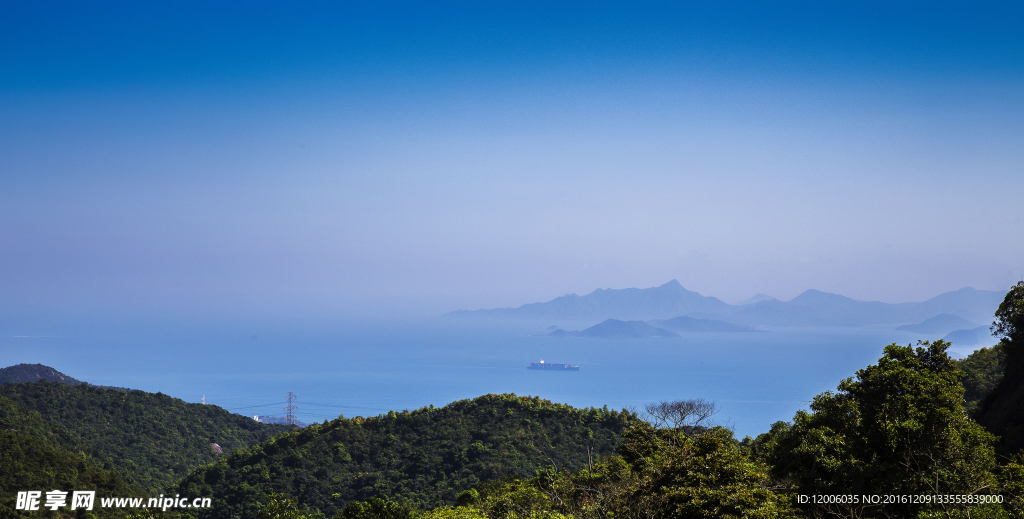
[284,392,298,425]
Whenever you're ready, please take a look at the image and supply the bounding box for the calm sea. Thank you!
[1,318,981,438]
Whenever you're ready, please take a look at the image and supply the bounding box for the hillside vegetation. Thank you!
[0,431,142,519]
[0,396,141,518]
[177,394,638,519]
[0,381,291,492]
[959,343,1006,414]
[976,281,1024,456]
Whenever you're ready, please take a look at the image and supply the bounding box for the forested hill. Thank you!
[0,380,292,492]
[0,363,85,385]
[0,395,140,515]
[176,393,639,519]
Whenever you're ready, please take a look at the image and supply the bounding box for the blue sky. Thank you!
[1,1,1022,322]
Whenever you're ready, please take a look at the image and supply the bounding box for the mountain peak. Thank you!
[789,289,856,305]
[951,287,980,294]
[0,363,85,386]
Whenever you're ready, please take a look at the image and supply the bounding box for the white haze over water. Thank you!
[0,318,994,438]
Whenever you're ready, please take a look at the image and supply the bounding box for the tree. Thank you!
[976,281,1024,456]
[1000,453,1024,519]
[957,344,1006,414]
[615,423,791,519]
[454,401,792,519]
[991,280,1024,350]
[257,493,324,519]
[763,341,1000,518]
[641,399,718,436]
[338,498,419,519]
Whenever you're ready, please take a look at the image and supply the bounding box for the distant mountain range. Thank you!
[446,281,1005,329]
[447,280,731,321]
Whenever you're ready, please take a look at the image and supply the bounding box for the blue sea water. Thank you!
[0,318,978,438]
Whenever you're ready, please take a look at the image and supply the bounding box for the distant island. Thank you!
[547,316,757,338]
[896,314,981,335]
[943,326,997,347]
[548,319,679,338]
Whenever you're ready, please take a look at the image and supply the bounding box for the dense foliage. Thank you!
[992,281,1024,349]
[759,340,1003,518]
[0,395,99,466]
[609,424,789,518]
[0,396,142,518]
[176,394,638,519]
[249,420,789,519]
[0,381,291,492]
[959,343,1006,414]
[977,281,1024,456]
[0,430,141,519]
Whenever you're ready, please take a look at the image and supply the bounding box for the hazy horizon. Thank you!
[2,2,1022,325]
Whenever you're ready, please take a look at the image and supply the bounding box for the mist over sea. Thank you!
[1,319,986,438]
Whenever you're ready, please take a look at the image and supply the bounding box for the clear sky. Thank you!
[2,1,1022,323]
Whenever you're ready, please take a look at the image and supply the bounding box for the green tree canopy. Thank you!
[976,282,1024,456]
[615,424,789,519]
[993,281,1024,347]
[177,394,637,519]
[763,340,1000,518]
[958,343,1006,414]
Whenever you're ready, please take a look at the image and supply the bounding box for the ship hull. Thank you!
[527,363,579,371]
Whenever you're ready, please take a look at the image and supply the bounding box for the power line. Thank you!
[224,402,286,411]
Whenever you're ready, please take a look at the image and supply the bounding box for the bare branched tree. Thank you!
[642,399,717,435]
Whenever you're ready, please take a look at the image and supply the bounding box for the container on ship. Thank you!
[527,359,579,371]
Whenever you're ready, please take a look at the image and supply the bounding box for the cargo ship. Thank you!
[527,359,579,371]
